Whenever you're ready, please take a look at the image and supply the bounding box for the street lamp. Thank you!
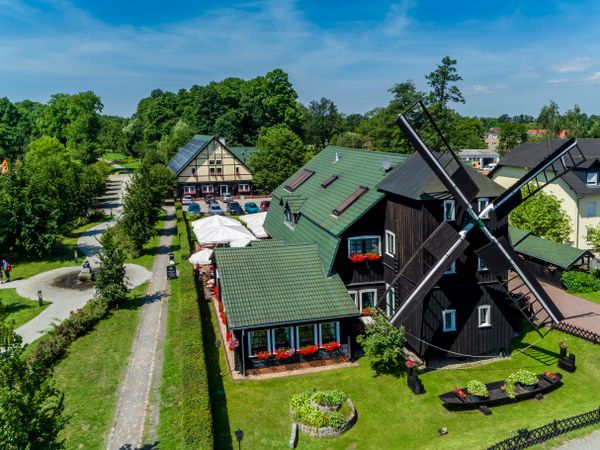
[37,290,43,307]
[234,429,243,450]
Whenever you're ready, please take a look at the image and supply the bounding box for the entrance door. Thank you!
[220,184,229,195]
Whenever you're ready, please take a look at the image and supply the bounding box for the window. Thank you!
[587,170,598,186]
[271,327,294,351]
[216,159,222,165]
[209,167,215,175]
[385,230,396,256]
[359,289,377,310]
[477,257,487,272]
[285,169,315,192]
[445,261,456,274]
[477,198,490,219]
[333,186,369,216]
[209,159,215,165]
[238,183,250,193]
[443,200,456,222]
[284,206,295,228]
[587,201,597,217]
[201,185,214,193]
[348,291,357,307]
[191,167,196,175]
[478,305,491,327]
[183,186,196,194]
[321,175,338,189]
[385,284,395,318]
[248,329,270,356]
[235,167,240,174]
[319,321,340,345]
[296,324,317,348]
[442,309,456,332]
[348,235,381,256]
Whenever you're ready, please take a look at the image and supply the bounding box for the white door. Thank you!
[220,184,229,195]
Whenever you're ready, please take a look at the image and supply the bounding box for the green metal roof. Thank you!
[229,146,256,165]
[264,146,409,273]
[214,243,360,330]
[508,226,591,269]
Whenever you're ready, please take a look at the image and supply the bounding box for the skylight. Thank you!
[285,169,314,192]
[332,186,369,216]
[320,175,338,189]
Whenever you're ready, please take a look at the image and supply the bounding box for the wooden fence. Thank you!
[555,322,600,346]
[487,406,600,449]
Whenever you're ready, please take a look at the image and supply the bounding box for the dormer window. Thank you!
[587,170,599,186]
[283,205,299,229]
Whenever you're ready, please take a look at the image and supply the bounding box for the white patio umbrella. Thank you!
[194,223,256,245]
[239,212,269,238]
[191,215,239,231]
[188,248,214,265]
[229,238,254,248]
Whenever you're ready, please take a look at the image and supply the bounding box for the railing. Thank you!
[487,406,600,449]
[555,322,600,346]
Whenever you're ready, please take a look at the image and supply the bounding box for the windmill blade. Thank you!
[492,138,584,219]
[381,222,473,326]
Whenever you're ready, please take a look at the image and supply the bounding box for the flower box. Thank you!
[361,307,378,317]
[298,345,319,356]
[257,351,271,360]
[322,341,341,352]
[275,348,296,360]
[348,253,382,263]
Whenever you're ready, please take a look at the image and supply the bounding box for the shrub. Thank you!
[505,369,538,399]
[289,389,350,430]
[327,412,347,429]
[356,314,407,376]
[561,270,600,293]
[466,380,489,398]
[312,390,347,407]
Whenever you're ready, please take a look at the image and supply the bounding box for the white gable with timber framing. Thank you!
[167,135,255,197]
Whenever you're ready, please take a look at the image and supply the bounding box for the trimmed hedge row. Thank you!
[158,205,214,449]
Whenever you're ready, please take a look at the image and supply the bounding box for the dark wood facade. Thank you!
[383,193,517,359]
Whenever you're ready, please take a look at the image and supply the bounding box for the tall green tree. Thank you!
[95,228,128,306]
[0,98,30,160]
[248,124,307,193]
[425,56,465,136]
[509,188,571,243]
[302,97,342,149]
[498,122,528,154]
[157,119,193,162]
[0,305,67,449]
[562,104,588,138]
[536,100,561,136]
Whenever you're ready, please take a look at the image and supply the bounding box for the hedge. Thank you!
[158,205,214,449]
[562,270,600,293]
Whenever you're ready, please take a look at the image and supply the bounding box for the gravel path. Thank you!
[106,205,174,449]
[558,429,600,449]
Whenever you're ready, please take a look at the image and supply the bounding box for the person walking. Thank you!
[2,259,11,283]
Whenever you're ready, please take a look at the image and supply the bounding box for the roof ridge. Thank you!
[324,145,411,157]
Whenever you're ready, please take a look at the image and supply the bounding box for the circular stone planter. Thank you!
[292,399,357,438]
[310,399,342,413]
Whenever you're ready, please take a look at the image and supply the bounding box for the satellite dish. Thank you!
[383,156,392,171]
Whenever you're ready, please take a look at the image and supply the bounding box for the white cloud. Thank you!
[381,0,416,36]
[554,56,593,73]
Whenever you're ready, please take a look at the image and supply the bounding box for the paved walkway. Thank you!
[106,205,174,449]
[540,282,600,334]
[558,429,600,449]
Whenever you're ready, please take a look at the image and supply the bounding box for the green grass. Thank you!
[101,151,141,172]
[209,314,600,449]
[574,291,600,306]
[0,288,49,328]
[53,282,148,450]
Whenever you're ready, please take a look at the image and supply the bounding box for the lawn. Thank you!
[101,151,141,172]
[53,282,148,450]
[210,311,600,449]
[0,288,49,328]
[574,291,600,306]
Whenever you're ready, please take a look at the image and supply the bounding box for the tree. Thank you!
[509,187,572,243]
[303,98,342,149]
[537,100,561,136]
[157,119,193,162]
[498,122,528,154]
[425,56,465,136]
[248,124,307,193]
[562,104,588,138]
[0,98,31,160]
[0,305,67,449]
[448,115,486,149]
[356,314,407,376]
[95,228,128,306]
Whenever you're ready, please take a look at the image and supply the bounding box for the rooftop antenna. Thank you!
[334,152,340,163]
[383,156,392,172]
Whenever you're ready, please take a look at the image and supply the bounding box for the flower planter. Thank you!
[310,399,342,413]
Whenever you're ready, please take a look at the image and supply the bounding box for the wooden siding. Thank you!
[521,258,565,289]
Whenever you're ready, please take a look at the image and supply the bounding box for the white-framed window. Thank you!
[385,230,396,256]
[201,185,214,193]
[477,198,490,219]
[445,261,456,274]
[443,200,456,222]
[271,327,294,351]
[477,257,487,272]
[442,309,456,332]
[478,305,492,328]
[587,201,597,217]
[239,183,250,192]
[359,289,377,311]
[248,329,271,357]
[587,170,598,186]
[385,284,395,318]
[295,324,318,349]
[209,159,215,165]
[348,291,357,307]
[183,185,196,194]
[217,167,223,175]
[210,167,216,175]
[319,321,340,346]
[348,235,381,256]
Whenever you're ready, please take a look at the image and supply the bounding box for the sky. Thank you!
[2,0,600,118]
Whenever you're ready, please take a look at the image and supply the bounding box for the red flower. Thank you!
[454,388,467,398]
[361,307,377,316]
[349,253,368,263]
[274,348,295,360]
[298,345,319,356]
[365,252,381,261]
[218,301,224,313]
[405,359,415,368]
[219,312,227,325]
[226,330,232,340]
[322,341,341,352]
[257,351,271,360]
[544,371,558,378]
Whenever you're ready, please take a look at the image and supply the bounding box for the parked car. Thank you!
[260,200,271,211]
[204,193,216,204]
[227,201,244,215]
[221,193,233,203]
[208,203,224,215]
[182,194,193,205]
[483,163,497,171]
[244,202,260,214]
[188,202,201,215]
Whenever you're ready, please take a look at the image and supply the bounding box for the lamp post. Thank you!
[234,429,243,450]
[37,290,43,307]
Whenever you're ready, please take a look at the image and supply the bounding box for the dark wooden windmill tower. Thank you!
[378,101,585,359]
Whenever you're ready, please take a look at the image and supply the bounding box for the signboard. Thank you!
[166,264,178,280]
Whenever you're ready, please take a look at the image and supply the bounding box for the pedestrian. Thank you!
[2,259,11,283]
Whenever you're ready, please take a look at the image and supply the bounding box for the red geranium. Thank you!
[219,312,227,325]
[349,253,368,263]
[405,359,415,368]
[226,330,232,340]
[257,351,271,360]
[322,341,341,352]
[454,388,467,398]
[275,348,295,360]
[361,307,377,317]
[544,371,558,379]
[298,345,319,356]
[365,252,381,261]
[218,301,224,313]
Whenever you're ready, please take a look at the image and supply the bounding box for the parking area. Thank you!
[182,195,272,216]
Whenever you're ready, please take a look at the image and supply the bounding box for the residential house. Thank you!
[458,149,500,169]
[491,139,600,249]
[484,128,500,150]
[167,135,256,198]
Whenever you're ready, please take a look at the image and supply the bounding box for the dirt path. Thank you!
[106,205,174,449]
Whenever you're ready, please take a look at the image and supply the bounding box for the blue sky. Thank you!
[2,0,600,118]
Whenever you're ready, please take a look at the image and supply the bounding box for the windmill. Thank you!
[378,101,585,337]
